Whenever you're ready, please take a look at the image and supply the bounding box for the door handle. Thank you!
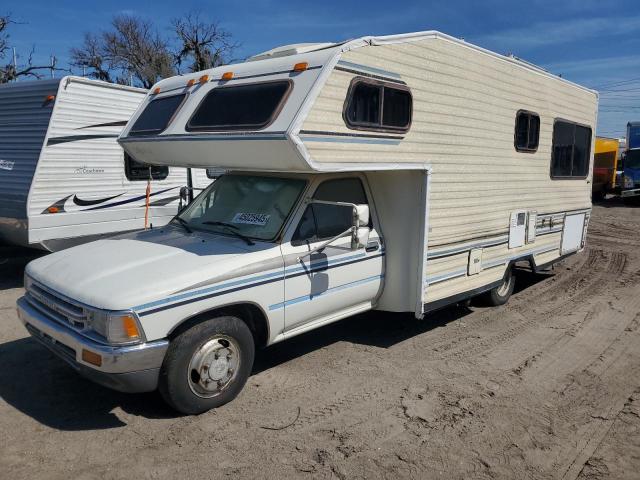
[365,241,379,253]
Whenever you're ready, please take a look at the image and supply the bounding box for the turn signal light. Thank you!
[221,71,234,80]
[121,315,141,339]
[152,87,161,94]
[293,62,308,72]
[82,349,102,367]
[199,74,210,84]
[47,206,59,214]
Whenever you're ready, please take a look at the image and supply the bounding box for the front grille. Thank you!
[26,282,89,330]
[25,322,77,363]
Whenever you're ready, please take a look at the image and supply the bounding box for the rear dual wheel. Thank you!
[483,268,515,306]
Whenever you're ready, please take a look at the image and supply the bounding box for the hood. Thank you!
[25,226,277,311]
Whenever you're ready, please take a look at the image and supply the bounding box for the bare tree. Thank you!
[173,12,237,73]
[0,14,67,83]
[70,14,175,88]
[70,33,112,82]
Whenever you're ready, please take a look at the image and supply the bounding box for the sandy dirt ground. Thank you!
[1,200,639,480]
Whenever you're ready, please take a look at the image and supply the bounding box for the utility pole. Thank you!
[12,47,17,82]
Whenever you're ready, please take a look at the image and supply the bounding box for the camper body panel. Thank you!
[300,35,597,304]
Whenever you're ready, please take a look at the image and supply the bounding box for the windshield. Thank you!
[626,150,640,169]
[176,174,307,241]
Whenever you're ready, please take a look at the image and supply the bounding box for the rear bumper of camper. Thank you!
[16,296,168,393]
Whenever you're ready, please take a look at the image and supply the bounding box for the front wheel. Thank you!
[159,315,255,415]
[483,268,515,306]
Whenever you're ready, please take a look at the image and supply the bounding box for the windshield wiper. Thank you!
[172,217,192,234]
[202,221,255,246]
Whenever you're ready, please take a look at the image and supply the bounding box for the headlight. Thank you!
[24,274,33,292]
[624,175,635,189]
[87,310,144,344]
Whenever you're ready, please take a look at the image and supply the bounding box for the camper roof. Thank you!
[248,42,339,61]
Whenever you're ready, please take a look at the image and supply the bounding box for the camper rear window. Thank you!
[550,120,592,179]
[129,94,186,136]
[186,80,292,131]
[514,110,540,152]
[344,78,412,133]
[124,153,169,181]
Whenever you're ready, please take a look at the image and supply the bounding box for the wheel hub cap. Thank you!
[188,336,240,398]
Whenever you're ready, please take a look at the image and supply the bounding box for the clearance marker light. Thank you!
[199,74,210,84]
[187,79,196,87]
[44,94,56,102]
[47,206,59,214]
[152,87,161,94]
[221,71,234,80]
[293,62,308,72]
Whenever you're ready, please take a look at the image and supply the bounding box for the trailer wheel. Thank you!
[159,315,255,415]
[484,268,515,306]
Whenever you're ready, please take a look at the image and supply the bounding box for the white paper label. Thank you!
[231,213,270,226]
[0,159,14,171]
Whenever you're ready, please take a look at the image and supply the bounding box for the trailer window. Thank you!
[186,80,292,131]
[514,110,540,152]
[551,121,592,179]
[129,94,186,136]
[124,153,169,181]
[344,78,412,133]
[292,178,369,245]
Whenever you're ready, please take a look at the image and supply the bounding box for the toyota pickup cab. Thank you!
[18,172,383,414]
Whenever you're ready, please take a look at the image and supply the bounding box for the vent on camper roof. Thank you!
[248,42,336,62]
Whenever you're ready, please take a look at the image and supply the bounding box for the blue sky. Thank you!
[3,0,639,137]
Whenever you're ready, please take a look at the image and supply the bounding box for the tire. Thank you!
[483,268,515,306]
[159,315,255,415]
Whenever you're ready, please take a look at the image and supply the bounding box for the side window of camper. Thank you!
[514,111,540,152]
[124,153,169,181]
[550,121,592,178]
[292,178,369,245]
[128,94,186,136]
[344,78,412,133]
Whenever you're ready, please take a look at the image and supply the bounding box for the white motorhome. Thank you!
[0,76,210,251]
[17,32,597,414]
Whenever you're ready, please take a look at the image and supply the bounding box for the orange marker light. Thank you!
[82,349,102,367]
[221,71,234,81]
[121,315,141,339]
[187,79,196,87]
[293,62,308,72]
[199,74,210,84]
[47,206,59,214]
[152,87,161,94]
[45,94,56,102]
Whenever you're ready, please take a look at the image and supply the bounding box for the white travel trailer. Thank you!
[0,76,210,251]
[17,32,597,414]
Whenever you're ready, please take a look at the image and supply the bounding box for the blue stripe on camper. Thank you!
[268,275,384,311]
[299,135,401,146]
[135,251,384,315]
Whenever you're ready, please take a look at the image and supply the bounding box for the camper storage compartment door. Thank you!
[561,213,586,255]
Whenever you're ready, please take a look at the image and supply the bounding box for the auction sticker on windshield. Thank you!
[232,213,271,226]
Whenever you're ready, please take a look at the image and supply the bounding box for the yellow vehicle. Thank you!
[592,137,619,200]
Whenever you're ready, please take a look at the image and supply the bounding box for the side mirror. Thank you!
[351,204,370,250]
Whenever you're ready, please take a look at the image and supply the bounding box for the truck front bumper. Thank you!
[16,296,169,393]
[621,188,640,198]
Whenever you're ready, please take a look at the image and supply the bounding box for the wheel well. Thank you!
[168,303,270,348]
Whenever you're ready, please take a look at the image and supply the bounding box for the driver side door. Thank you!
[278,176,384,334]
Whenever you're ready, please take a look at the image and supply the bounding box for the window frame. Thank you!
[291,176,371,246]
[185,79,294,132]
[342,77,412,134]
[124,153,169,181]
[550,118,593,180]
[514,109,540,153]
[128,93,188,137]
